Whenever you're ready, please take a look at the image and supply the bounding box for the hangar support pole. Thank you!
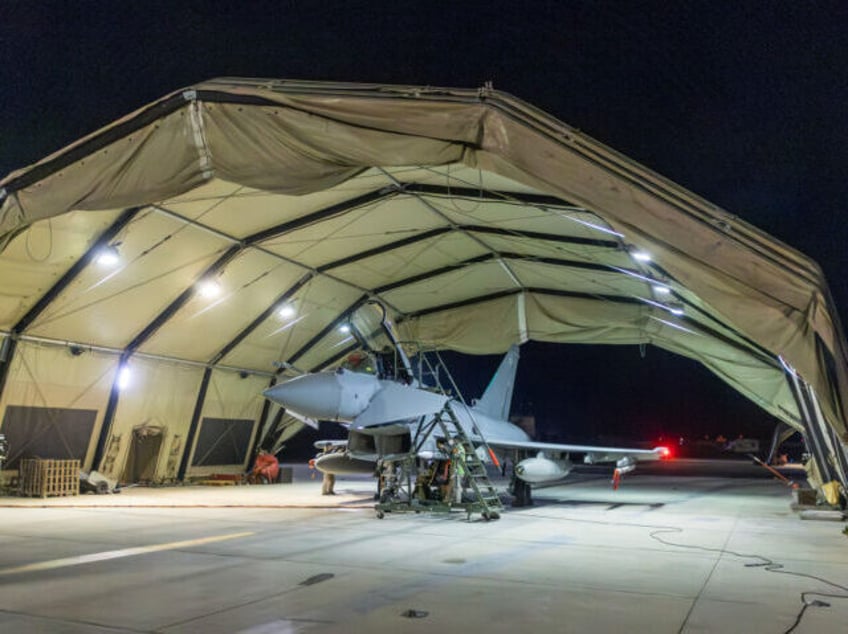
[176,366,212,481]
[92,352,131,471]
[784,365,842,493]
[245,377,276,473]
[806,381,848,491]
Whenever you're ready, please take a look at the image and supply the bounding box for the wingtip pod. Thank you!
[654,446,672,460]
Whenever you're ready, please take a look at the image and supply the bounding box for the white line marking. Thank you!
[0,531,255,576]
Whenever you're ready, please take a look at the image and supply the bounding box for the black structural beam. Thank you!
[464,224,620,249]
[406,286,643,320]
[123,244,242,355]
[784,369,839,485]
[243,186,398,245]
[246,376,277,468]
[374,253,631,294]
[91,351,132,470]
[0,207,143,403]
[316,224,618,278]
[209,273,314,366]
[374,254,496,293]
[317,227,453,272]
[402,182,579,208]
[176,366,213,480]
[285,295,369,366]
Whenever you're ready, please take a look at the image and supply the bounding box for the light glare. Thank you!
[198,280,222,298]
[96,246,120,267]
[278,304,295,319]
[117,366,132,390]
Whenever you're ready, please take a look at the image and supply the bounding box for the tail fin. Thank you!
[473,345,520,420]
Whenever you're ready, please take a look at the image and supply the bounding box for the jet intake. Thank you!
[347,429,411,459]
[514,455,573,483]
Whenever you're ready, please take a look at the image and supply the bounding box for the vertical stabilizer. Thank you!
[473,345,520,420]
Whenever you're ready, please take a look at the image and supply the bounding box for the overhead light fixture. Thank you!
[653,284,671,295]
[198,279,222,298]
[95,244,121,267]
[278,304,295,319]
[339,324,351,334]
[117,365,132,390]
[668,304,685,316]
[631,250,652,263]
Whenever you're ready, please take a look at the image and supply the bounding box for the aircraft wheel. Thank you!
[376,510,385,519]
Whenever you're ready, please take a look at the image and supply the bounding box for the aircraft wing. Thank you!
[485,438,667,463]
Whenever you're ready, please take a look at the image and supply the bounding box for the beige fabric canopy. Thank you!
[0,78,846,481]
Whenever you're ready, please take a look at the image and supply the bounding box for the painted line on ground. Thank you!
[0,531,255,576]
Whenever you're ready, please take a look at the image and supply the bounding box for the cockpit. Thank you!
[340,351,377,375]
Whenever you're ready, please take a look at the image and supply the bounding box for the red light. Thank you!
[657,446,672,460]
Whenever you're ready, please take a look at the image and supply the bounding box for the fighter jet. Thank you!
[263,304,668,506]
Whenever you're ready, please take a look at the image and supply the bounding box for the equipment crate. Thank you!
[18,459,80,498]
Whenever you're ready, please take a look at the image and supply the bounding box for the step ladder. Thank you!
[435,402,503,520]
[373,348,503,521]
[373,403,503,521]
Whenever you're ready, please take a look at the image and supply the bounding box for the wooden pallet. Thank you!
[19,459,80,498]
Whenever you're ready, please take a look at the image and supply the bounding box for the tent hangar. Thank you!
[1,78,846,499]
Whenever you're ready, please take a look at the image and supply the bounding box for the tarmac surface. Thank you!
[0,459,845,633]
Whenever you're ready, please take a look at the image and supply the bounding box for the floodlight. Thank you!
[198,279,222,298]
[96,245,120,267]
[117,366,132,390]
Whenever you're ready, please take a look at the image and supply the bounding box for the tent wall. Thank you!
[103,357,203,482]
[184,369,266,478]
[0,340,116,472]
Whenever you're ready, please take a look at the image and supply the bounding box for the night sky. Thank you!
[3,1,847,445]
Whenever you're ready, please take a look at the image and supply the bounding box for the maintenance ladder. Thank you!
[374,401,503,521]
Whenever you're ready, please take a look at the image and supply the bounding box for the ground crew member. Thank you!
[320,444,336,495]
[446,439,467,504]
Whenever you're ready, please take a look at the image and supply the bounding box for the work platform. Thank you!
[0,461,845,633]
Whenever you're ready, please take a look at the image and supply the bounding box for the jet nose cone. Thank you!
[264,373,343,421]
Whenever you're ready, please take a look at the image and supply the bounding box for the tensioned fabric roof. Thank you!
[1,77,846,440]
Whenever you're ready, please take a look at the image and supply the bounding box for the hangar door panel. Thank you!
[191,418,254,466]
[2,406,97,470]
